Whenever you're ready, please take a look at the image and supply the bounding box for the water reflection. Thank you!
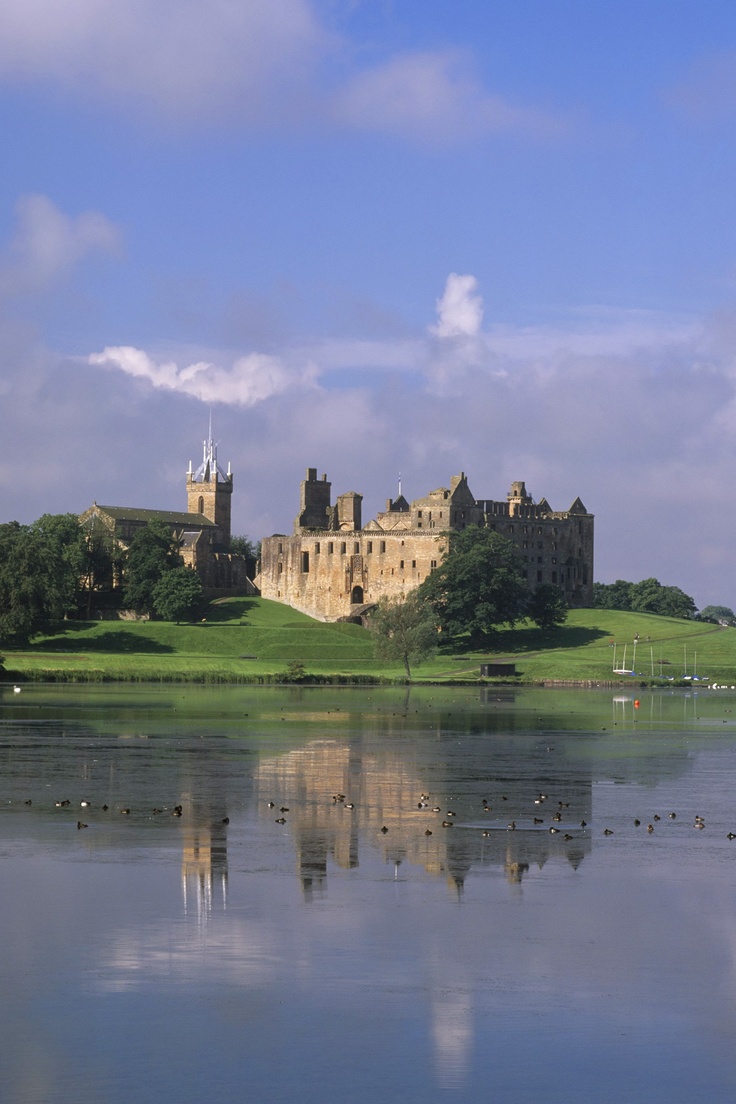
[3,685,736,1102]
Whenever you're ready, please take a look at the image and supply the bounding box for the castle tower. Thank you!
[186,427,233,549]
[296,468,332,531]
[506,480,532,517]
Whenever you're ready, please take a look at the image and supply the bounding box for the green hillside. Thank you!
[2,598,736,684]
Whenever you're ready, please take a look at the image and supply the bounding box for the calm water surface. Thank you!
[1,684,736,1103]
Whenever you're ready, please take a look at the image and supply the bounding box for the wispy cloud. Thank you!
[0,194,120,295]
[334,50,568,145]
[0,2,570,142]
[87,345,316,406]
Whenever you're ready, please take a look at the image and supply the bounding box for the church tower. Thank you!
[186,425,233,550]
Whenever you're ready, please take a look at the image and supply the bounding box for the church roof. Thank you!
[91,505,216,528]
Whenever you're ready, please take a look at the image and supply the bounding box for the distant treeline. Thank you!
[593,578,701,620]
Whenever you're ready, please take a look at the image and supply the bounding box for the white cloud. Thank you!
[0,0,330,123]
[87,344,311,406]
[430,273,484,338]
[0,194,120,295]
[335,49,568,144]
[0,4,569,141]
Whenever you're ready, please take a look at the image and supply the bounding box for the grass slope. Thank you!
[2,598,736,684]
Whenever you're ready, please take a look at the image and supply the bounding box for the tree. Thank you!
[629,578,696,619]
[594,577,696,620]
[370,593,437,678]
[527,583,568,632]
[230,535,260,577]
[0,514,88,644]
[698,605,736,625]
[417,526,528,644]
[152,567,204,622]
[593,580,634,610]
[123,522,182,614]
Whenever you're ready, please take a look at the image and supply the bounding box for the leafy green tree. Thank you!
[417,526,528,644]
[230,534,260,576]
[629,578,696,619]
[370,593,437,678]
[123,522,182,614]
[527,583,569,632]
[698,605,736,624]
[0,514,88,643]
[152,567,204,622]
[593,580,634,610]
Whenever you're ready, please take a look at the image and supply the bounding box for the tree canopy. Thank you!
[0,513,88,643]
[230,535,260,577]
[417,526,528,643]
[123,521,183,614]
[526,583,569,632]
[152,566,204,623]
[698,605,736,625]
[594,578,696,619]
[370,593,437,678]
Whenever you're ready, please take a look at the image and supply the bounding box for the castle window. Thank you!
[537,541,542,549]
[354,542,360,554]
[430,559,437,569]
[198,496,204,514]
[400,560,404,569]
[418,510,423,518]
[417,522,422,528]
[411,560,416,569]
[552,571,557,584]
[278,542,283,554]
[380,541,386,553]
[507,525,514,533]
[278,563,283,574]
[315,542,321,554]
[552,557,557,564]
[328,542,334,554]
[301,551,309,573]
[537,556,542,563]
[537,570,543,582]
[367,541,373,553]
[340,542,346,555]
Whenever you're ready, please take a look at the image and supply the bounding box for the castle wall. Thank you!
[260,530,447,621]
[260,469,594,622]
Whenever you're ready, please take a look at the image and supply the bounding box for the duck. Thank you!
[442,820,454,828]
[549,826,559,834]
[380,825,389,834]
[275,816,286,824]
[603,828,614,836]
[77,821,88,829]
[424,828,433,836]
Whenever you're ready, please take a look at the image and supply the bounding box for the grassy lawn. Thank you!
[2,598,736,684]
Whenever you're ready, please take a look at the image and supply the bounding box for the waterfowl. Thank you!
[442,820,454,828]
[533,817,544,825]
[380,825,389,834]
[267,801,275,808]
[552,813,562,822]
[653,814,661,821]
[728,833,736,840]
[580,820,587,828]
[603,828,614,836]
[669,813,676,819]
[425,829,433,836]
[221,816,229,824]
[280,806,289,813]
[345,803,354,810]
[634,819,641,826]
[120,808,130,815]
[647,824,654,833]
[432,807,441,813]
[275,816,286,824]
[77,821,88,829]
[549,827,559,834]
[102,804,108,811]
[24,799,31,806]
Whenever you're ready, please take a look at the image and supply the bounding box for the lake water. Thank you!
[2,684,736,1103]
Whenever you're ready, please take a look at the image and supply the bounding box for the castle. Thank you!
[259,468,594,622]
[79,432,250,597]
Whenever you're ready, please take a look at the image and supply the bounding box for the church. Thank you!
[79,432,251,597]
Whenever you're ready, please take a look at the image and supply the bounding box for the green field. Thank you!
[2,597,736,684]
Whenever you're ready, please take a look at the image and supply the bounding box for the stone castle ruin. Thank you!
[259,468,594,622]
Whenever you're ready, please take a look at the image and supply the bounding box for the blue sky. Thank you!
[2,0,736,607]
